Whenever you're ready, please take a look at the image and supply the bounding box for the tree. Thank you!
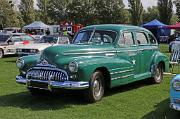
[67,0,95,25]
[174,0,180,21]
[48,0,71,24]
[37,0,51,24]
[93,0,127,24]
[0,0,23,29]
[128,0,143,25]
[19,0,35,24]
[158,0,173,24]
[143,6,159,23]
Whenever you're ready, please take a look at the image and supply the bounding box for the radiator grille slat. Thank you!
[27,68,68,82]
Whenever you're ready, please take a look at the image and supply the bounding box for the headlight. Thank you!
[16,58,24,69]
[68,60,78,73]
[30,49,37,53]
[173,80,180,91]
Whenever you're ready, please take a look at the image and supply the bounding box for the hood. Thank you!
[18,43,52,51]
[41,44,115,64]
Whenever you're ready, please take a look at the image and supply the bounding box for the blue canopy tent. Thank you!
[142,19,170,43]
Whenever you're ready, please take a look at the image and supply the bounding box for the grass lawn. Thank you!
[0,45,179,119]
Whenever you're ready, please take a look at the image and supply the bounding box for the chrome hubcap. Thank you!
[155,67,161,81]
[93,78,101,97]
[0,50,2,57]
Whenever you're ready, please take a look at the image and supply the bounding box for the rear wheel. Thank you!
[84,71,104,103]
[152,63,163,84]
[0,49,4,58]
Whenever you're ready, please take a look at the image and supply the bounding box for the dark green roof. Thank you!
[82,24,149,32]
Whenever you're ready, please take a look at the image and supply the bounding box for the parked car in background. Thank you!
[3,27,21,34]
[0,33,11,43]
[0,33,35,58]
[16,24,169,102]
[16,35,70,55]
[169,37,180,52]
[170,74,180,111]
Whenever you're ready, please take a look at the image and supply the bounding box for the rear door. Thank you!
[114,30,139,84]
[135,31,155,74]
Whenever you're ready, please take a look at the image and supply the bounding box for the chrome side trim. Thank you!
[110,69,134,75]
[111,74,133,80]
[110,66,134,71]
[117,50,137,53]
[16,75,89,89]
[63,50,116,55]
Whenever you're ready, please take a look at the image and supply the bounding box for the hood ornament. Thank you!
[41,59,48,65]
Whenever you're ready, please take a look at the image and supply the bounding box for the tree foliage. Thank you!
[66,0,127,25]
[37,0,51,24]
[158,0,173,24]
[47,0,71,24]
[19,0,35,24]
[128,0,143,25]
[0,0,23,29]
[175,0,180,22]
[93,0,127,24]
[143,6,159,23]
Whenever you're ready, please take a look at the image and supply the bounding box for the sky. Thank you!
[123,0,158,9]
[123,0,176,11]
[13,0,175,11]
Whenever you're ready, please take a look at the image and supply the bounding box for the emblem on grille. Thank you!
[41,59,48,65]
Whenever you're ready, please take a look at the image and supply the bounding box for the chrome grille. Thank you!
[27,68,68,82]
[22,49,31,53]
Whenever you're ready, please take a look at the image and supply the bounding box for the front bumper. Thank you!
[170,102,180,111]
[16,75,89,90]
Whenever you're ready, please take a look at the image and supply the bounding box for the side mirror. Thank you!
[7,40,13,45]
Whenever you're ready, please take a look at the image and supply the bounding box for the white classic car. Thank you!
[0,33,35,58]
[16,35,70,55]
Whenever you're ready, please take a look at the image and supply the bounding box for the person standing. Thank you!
[46,28,50,35]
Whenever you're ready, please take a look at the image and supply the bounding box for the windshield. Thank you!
[0,34,10,43]
[36,36,58,43]
[73,30,116,44]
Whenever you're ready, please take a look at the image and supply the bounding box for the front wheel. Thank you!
[152,63,163,84]
[0,49,4,58]
[84,71,104,103]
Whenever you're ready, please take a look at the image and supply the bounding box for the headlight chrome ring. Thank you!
[16,58,24,69]
[173,80,180,91]
[68,60,79,73]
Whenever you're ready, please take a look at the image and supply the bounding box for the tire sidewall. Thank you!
[154,64,163,84]
[0,49,4,58]
[85,71,105,102]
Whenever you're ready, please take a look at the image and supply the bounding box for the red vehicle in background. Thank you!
[60,22,83,36]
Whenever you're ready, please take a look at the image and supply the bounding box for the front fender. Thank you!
[75,56,133,81]
[20,55,40,72]
[153,51,169,72]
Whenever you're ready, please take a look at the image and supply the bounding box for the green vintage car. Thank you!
[16,24,169,102]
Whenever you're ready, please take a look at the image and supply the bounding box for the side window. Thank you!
[148,34,157,44]
[22,35,34,41]
[136,32,148,44]
[120,32,134,46]
[10,36,21,42]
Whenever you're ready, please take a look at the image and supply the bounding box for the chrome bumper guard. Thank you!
[16,75,89,90]
[170,103,180,111]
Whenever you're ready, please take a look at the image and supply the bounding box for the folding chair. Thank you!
[169,44,180,73]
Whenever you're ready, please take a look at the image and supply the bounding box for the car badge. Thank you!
[41,59,48,65]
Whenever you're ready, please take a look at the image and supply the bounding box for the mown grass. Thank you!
[0,45,179,119]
